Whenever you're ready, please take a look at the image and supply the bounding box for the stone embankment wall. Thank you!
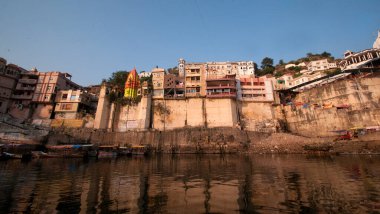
[280,74,380,137]
[0,121,49,144]
[46,127,380,154]
[47,127,270,153]
[152,98,238,130]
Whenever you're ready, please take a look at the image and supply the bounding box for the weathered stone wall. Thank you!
[47,127,269,153]
[152,98,238,130]
[239,102,277,132]
[281,74,380,137]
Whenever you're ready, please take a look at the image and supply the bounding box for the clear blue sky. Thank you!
[0,0,379,86]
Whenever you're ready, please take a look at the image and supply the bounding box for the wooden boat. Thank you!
[1,152,22,160]
[31,151,60,158]
[46,144,95,158]
[130,145,150,156]
[97,146,118,158]
[118,146,132,156]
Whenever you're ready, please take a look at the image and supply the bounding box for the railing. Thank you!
[206,92,236,98]
[206,84,235,89]
[18,79,37,84]
[15,85,35,91]
[185,81,201,86]
[186,73,201,76]
[206,76,235,81]
[12,94,33,100]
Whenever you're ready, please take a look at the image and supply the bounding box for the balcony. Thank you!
[15,84,36,91]
[206,76,235,81]
[185,81,201,87]
[186,72,201,77]
[206,92,236,98]
[206,84,236,90]
[18,79,37,85]
[12,94,33,100]
[186,92,201,97]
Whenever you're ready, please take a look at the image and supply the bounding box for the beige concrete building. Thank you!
[139,71,151,78]
[54,89,95,119]
[0,59,21,114]
[152,68,165,99]
[339,49,380,70]
[307,59,337,72]
[32,72,80,119]
[183,63,206,97]
[178,59,255,98]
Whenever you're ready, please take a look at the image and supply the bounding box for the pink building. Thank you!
[238,76,274,102]
[32,72,80,119]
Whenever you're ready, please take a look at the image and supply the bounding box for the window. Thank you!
[60,103,73,110]
[62,94,68,99]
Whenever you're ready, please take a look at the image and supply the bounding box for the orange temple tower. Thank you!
[124,68,140,98]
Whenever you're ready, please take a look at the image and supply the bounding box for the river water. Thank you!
[1,155,380,213]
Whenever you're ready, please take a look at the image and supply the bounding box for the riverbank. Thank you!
[44,127,380,155]
[1,123,380,155]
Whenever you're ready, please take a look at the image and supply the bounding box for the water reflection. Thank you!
[1,155,380,213]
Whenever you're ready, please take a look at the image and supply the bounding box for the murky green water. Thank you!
[1,155,380,213]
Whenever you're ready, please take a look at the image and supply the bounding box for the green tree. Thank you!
[262,66,275,75]
[167,66,179,75]
[321,51,331,58]
[261,57,274,69]
[140,75,152,85]
[279,59,285,65]
[275,71,284,78]
[107,70,129,91]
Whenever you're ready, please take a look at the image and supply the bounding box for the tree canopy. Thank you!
[107,70,129,91]
[167,66,179,75]
[256,57,275,76]
[261,57,274,69]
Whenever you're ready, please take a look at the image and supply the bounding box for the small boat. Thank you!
[31,151,60,158]
[97,146,118,158]
[130,145,150,156]
[118,146,132,156]
[0,152,22,160]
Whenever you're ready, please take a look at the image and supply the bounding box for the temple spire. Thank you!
[373,30,380,49]
[124,68,140,98]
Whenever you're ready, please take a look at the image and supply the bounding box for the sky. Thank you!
[0,0,379,86]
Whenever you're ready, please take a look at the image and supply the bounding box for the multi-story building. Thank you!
[274,73,294,90]
[238,76,274,102]
[84,85,101,97]
[32,72,80,119]
[0,58,21,113]
[139,71,152,78]
[178,58,255,98]
[183,63,205,97]
[54,89,95,119]
[206,74,237,98]
[339,49,380,71]
[9,69,39,120]
[307,59,337,72]
[152,68,165,99]
[163,74,185,98]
